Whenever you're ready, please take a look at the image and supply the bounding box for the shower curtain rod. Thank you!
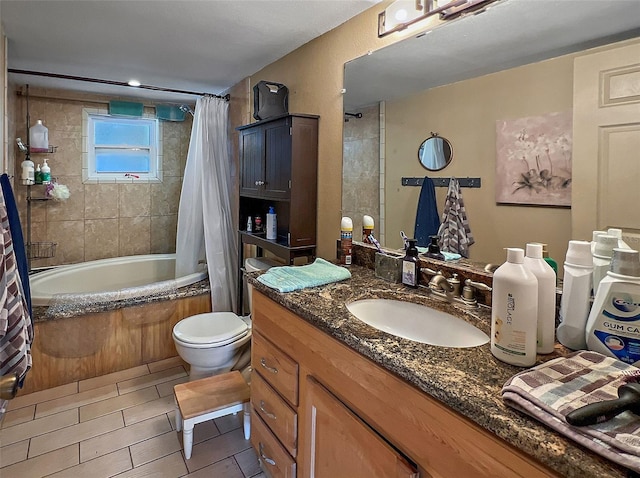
[8,69,230,101]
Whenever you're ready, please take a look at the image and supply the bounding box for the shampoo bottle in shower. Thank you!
[41,158,51,185]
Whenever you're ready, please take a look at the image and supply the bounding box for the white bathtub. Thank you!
[30,254,208,306]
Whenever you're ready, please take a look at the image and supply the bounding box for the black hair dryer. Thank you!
[566,383,640,427]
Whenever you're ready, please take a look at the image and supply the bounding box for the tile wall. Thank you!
[342,103,380,242]
[10,85,192,267]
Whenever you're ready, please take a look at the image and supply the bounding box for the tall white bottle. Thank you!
[592,234,617,295]
[557,240,593,350]
[523,243,556,354]
[586,248,640,364]
[491,248,538,367]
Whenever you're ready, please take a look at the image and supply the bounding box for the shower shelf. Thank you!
[28,241,57,260]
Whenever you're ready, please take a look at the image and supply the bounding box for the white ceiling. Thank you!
[1,0,382,103]
[344,0,640,110]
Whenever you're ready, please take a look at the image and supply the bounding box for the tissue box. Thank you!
[375,252,402,283]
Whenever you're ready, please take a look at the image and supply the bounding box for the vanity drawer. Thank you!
[252,331,299,406]
[252,369,298,457]
[251,411,297,478]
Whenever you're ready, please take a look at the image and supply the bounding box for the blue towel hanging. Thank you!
[0,174,31,317]
[414,176,441,248]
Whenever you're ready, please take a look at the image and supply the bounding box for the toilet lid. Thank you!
[173,312,249,345]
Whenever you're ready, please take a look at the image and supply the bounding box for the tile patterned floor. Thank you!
[0,357,265,478]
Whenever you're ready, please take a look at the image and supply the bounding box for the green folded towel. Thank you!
[257,258,351,293]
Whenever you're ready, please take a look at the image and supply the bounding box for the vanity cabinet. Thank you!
[251,291,560,478]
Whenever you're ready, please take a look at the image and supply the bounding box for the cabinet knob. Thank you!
[255,180,265,186]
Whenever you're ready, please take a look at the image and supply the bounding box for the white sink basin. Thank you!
[346,299,489,348]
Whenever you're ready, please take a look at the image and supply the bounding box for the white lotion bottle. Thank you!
[586,248,640,364]
[523,243,556,354]
[557,240,593,350]
[491,248,538,367]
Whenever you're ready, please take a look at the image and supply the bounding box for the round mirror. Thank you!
[418,133,453,171]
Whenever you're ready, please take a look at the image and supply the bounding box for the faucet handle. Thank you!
[461,278,492,306]
[464,278,492,291]
[420,267,438,276]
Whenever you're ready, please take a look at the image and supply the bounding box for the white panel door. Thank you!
[573,39,640,248]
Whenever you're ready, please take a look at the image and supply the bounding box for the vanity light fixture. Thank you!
[378,0,497,37]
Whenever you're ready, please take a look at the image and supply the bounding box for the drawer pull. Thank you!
[260,358,278,374]
[259,400,277,420]
[259,442,276,466]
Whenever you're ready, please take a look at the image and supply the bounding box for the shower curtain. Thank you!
[175,96,237,312]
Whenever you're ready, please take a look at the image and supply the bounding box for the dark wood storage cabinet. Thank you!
[238,114,319,247]
[236,114,319,313]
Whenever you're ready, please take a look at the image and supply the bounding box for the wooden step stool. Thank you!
[174,370,251,459]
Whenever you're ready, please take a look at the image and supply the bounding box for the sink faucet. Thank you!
[428,272,456,302]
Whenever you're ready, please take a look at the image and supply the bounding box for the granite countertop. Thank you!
[248,265,628,478]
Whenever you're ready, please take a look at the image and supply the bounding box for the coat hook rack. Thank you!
[401,177,481,188]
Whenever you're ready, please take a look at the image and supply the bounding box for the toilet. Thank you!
[172,256,280,380]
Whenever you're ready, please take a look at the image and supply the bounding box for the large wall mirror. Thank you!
[342,0,640,264]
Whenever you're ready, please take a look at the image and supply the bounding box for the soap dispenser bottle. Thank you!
[402,239,419,288]
[425,235,445,261]
[41,158,51,185]
[523,243,556,354]
[490,247,538,367]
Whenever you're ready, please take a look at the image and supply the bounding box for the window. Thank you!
[84,111,161,182]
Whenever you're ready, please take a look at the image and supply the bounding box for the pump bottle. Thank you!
[490,248,538,367]
[402,239,419,288]
[41,158,51,185]
[523,243,556,354]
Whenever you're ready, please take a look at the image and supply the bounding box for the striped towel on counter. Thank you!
[437,177,474,258]
[0,190,33,386]
[257,258,351,293]
[502,350,640,472]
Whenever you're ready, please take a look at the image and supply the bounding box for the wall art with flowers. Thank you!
[495,110,572,206]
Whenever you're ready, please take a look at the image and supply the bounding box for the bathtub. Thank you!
[24,254,211,394]
[30,253,208,307]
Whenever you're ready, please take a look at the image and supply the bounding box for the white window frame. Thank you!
[82,109,163,183]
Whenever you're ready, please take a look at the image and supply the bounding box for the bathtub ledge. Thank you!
[32,279,211,322]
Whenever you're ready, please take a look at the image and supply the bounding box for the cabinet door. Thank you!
[300,376,419,478]
[240,127,263,197]
[263,119,292,199]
